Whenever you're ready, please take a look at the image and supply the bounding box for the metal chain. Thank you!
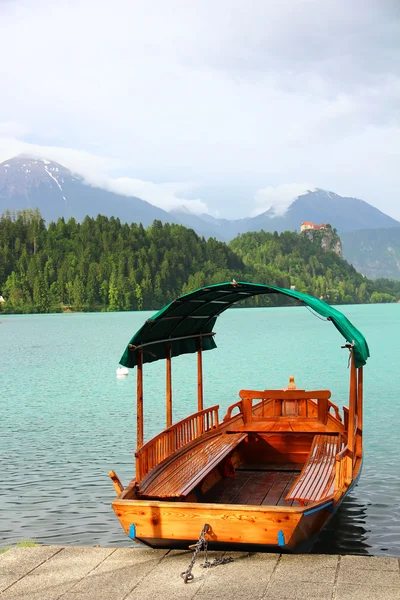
[201,555,235,569]
[181,523,210,583]
[180,523,234,583]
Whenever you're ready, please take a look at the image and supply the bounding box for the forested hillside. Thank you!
[0,209,399,314]
[230,230,388,304]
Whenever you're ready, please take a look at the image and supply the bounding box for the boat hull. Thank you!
[111,497,339,553]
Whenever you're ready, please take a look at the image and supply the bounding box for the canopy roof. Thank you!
[120,281,369,369]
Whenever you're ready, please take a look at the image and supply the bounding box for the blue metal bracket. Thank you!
[129,523,136,539]
[277,530,285,547]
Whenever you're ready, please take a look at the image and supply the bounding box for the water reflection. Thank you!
[313,495,371,555]
[313,487,400,557]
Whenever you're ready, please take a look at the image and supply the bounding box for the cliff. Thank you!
[301,226,342,258]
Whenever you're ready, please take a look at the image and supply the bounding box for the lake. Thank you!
[1,304,399,555]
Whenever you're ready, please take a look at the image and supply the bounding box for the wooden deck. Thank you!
[203,468,301,506]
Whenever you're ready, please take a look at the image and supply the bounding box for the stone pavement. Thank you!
[1,546,400,600]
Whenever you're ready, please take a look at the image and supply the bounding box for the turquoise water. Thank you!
[1,304,399,555]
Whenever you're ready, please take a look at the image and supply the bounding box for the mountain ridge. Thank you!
[1,155,399,244]
[0,155,174,227]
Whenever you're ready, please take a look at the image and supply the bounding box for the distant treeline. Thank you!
[0,209,399,314]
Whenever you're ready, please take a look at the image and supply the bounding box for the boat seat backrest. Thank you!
[284,434,341,506]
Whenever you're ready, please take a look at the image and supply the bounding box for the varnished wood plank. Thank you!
[239,389,331,400]
[347,352,357,479]
[262,471,293,505]
[236,463,299,471]
[357,367,363,431]
[138,433,247,498]
[136,405,220,482]
[197,339,203,412]
[137,349,144,449]
[113,497,303,545]
[206,470,249,504]
[227,419,341,434]
[166,345,172,428]
[203,477,228,503]
[233,471,266,504]
[277,472,299,506]
[204,468,302,506]
[285,434,340,503]
[246,471,277,505]
[218,471,253,504]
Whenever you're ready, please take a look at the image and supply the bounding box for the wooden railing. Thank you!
[223,389,341,424]
[135,405,219,482]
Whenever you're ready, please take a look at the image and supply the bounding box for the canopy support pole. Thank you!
[357,366,363,431]
[347,350,357,479]
[197,338,203,412]
[166,345,172,428]
[136,349,144,450]
[355,366,363,458]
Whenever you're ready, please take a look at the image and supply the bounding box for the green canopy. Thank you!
[120,281,369,370]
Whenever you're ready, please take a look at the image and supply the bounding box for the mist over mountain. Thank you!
[171,189,400,243]
[1,155,400,282]
[0,156,172,226]
[341,227,400,281]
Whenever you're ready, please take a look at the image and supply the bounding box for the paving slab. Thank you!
[1,547,114,600]
[0,547,62,576]
[339,554,400,571]
[265,580,334,600]
[337,563,400,586]
[334,583,400,600]
[196,552,279,600]
[125,549,210,600]
[0,547,63,594]
[61,548,168,600]
[271,553,339,583]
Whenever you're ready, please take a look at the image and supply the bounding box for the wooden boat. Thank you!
[109,281,369,552]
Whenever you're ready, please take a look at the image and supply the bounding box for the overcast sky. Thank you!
[0,0,399,218]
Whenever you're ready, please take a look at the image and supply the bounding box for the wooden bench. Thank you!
[284,434,342,506]
[137,432,247,498]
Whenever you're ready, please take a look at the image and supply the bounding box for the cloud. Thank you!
[0,133,117,174]
[0,1,399,219]
[253,184,316,216]
[87,177,209,214]
[0,122,28,137]
[0,133,210,214]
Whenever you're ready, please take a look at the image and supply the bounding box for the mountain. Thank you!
[0,156,172,226]
[171,189,400,241]
[169,207,238,240]
[240,189,400,235]
[1,157,399,247]
[341,227,400,280]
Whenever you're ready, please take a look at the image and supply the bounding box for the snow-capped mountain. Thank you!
[246,188,400,234]
[0,156,172,225]
[1,156,399,240]
[173,188,400,240]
